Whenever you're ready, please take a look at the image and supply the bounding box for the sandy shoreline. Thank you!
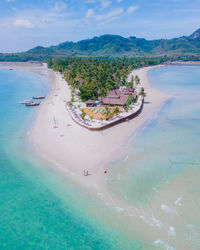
[0,61,176,243]
[0,62,169,195]
[2,62,200,248]
[32,65,170,193]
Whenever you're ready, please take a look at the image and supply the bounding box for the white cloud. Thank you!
[127,5,139,14]
[96,8,123,21]
[6,0,15,2]
[52,1,67,12]
[86,8,95,18]
[101,0,112,9]
[13,19,34,28]
[95,8,124,26]
[85,7,123,25]
[0,6,69,31]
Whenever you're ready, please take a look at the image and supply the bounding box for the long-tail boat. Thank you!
[26,102,40,107]
[19,100,32,104]
[33,96,45,99]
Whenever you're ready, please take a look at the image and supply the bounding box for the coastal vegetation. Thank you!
[45,57,149,126]
[46,57,164,102]
[1,28,200,125]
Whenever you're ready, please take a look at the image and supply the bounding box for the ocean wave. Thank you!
[139,214,163,228]
[161,204,177,215]
[151,214,163,227]
[115,206,124,213]
[168,226,176,238]
[154,239,176,250]
[174,197,182,206]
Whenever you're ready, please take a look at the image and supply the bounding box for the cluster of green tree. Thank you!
[46,57,166,102]
[0,52,48,62]
[0,51,200,64]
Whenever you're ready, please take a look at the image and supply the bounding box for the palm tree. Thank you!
[103,106,111,118]
[67,100,73,108]
[80,111,86,120]
[131,76,134,87]
[113,107,120,116]
[139,87,146,98]
[124,105,129,112]
[135,75,140,85]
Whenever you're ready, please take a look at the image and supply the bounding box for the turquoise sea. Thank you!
[1,65,200,249]
[0,68,145,249]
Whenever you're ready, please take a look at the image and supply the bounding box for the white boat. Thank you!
[19,100,32,104]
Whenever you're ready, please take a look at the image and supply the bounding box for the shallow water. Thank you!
[107,65,200,249]
[0,68,150,249]
[3,65,200,249]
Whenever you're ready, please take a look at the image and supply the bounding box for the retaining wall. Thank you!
[66,99,144,131]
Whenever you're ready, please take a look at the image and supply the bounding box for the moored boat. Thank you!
[19,99,32,104]
[33,96,45,99]
[26,102,40,107]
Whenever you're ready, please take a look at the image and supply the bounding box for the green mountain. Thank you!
[1,28,200,60]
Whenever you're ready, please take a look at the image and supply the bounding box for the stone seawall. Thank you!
[66,99,144,131]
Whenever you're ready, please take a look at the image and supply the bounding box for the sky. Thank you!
[0,0,200,52]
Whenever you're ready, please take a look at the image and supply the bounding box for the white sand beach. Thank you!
[30,63,170,196]
[0,62,169,195]
[2,62,181,244]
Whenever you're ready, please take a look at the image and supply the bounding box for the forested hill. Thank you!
[1,28,200,60]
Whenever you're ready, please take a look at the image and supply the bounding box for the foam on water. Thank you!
[168,227,176,238]
[151,214,163,228]
[115,206,124,213]
[174,197,182,206]
[154,239,176,250]
[161,204,177,215]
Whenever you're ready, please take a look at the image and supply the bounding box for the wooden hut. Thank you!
[85,99,95,107]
